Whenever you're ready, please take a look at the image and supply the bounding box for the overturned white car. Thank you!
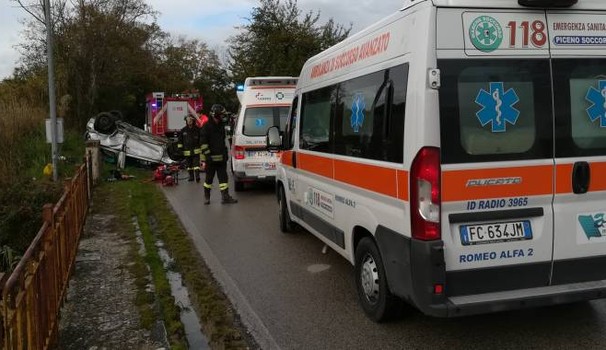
[85,112,181,166]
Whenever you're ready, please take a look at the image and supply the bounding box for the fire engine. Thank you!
[144,91,204,139]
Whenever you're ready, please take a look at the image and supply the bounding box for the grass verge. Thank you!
[99,166,251,349]
[0,128,84,270]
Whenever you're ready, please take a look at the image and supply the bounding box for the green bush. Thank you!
[0,131,84,259]
[0,96,84,270]
[0,180,63,253]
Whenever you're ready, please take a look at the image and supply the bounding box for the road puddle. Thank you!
[157,241,210,349]
[307,264,331,273]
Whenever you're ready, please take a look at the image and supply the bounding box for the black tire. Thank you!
[234,180,245,192]
[166,141,184,161]
[93,112,116,134]
[278,185,294,233]
[354,237,401,322]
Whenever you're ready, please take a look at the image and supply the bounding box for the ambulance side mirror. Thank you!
[266,126,282,153]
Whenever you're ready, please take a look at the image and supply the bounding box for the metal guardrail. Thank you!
[0,153,92,349]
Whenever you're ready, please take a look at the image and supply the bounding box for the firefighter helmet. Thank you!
[210,104,226,118]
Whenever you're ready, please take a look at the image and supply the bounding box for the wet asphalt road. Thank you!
[162,175,606,350]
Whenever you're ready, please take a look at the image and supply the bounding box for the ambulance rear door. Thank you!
[437,8,555,297]
[548,10,606,285]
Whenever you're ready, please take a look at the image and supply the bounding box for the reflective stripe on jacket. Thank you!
[200,119,228,163]
[178,125,202,156]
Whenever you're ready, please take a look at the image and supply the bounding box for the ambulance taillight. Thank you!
[410,147,441,241]
[233,146,246,160]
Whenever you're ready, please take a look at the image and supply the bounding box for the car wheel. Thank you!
[166,141,183,161]
[355,237,401,322]
[93,112,116,134]
[278,185,294,233]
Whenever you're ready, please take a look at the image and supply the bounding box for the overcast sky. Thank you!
[0,0,404,80]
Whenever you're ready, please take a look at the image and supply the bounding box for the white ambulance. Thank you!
[266,0,606,321]
[231,77,298,191]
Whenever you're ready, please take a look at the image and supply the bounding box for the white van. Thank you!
[231,77,298,191]
[267,0,606,321]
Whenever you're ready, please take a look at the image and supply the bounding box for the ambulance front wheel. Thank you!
[278,185,294,233]
[355,237,401,322]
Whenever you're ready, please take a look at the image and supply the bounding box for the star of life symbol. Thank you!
[350,93,366,133]
[475,82,520,133]
[469,16,504,52]
[585,80,606,128]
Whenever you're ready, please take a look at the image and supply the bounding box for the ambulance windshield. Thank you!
[242,106,289,136]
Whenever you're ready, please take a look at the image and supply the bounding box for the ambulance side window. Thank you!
[284,96,298,150]
[333,64,407,163]
[385,65,407,163]
[300,86,335,153]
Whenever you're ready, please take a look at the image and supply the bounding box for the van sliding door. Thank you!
[548,10,606,284]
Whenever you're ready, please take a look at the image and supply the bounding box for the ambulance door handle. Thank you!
[292,151,297,168]
[572,161,590,194]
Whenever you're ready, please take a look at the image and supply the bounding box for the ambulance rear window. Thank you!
[439,59,553,164]
[553,59,606,157]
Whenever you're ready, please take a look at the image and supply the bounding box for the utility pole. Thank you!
[44,0,58,181]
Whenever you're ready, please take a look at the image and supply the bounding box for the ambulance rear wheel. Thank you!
[355,237,400,322]
[278,185,294,233]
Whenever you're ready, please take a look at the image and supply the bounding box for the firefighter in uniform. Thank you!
[177,115,202,182]
[200,104,238,204]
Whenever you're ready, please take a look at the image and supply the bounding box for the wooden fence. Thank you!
[0,151,94,349]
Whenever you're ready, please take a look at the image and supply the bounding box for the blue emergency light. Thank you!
[236,84,245,92]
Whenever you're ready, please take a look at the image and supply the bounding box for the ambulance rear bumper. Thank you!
[424,280,606,317]
[233,171,276,183]
[375,228,606,318]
